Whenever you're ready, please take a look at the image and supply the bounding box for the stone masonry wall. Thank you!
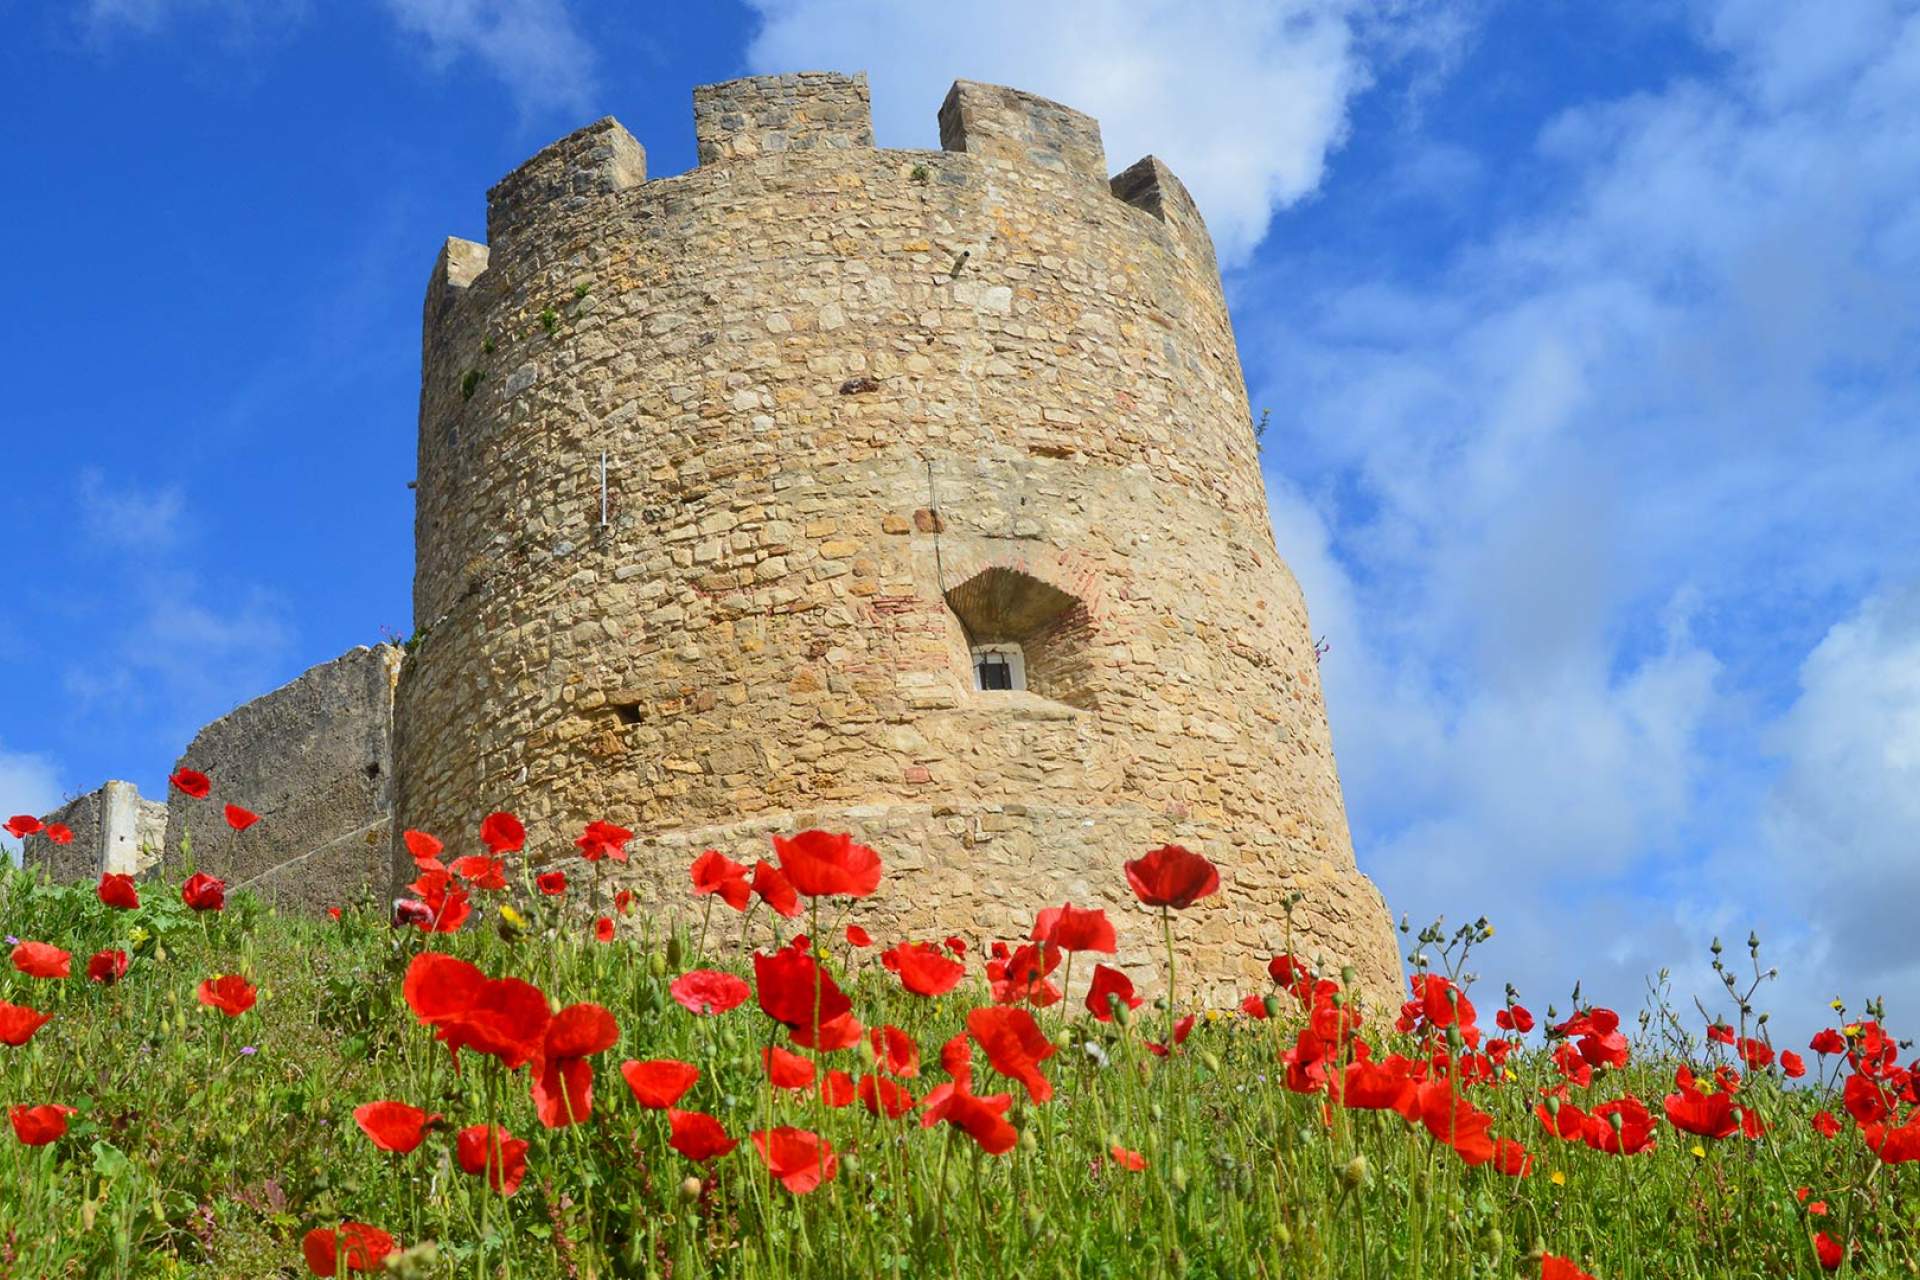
[22,780,166,881]
[394,73,1402,1004]
[163,645,403,914]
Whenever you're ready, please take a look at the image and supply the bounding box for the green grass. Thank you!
[0,858,1908,1279]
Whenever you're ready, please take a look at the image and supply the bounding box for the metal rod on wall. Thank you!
[599,451,608,527]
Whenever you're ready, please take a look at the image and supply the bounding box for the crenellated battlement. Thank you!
[693,71,875,164]
[938,79,1106,183]
[485,116,645,257]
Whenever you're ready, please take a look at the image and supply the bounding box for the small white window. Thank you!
[971,643,1026,692]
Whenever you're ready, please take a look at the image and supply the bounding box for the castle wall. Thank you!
[21,780,166,881]
[395,73,1401,1001]
[163,645,403,913]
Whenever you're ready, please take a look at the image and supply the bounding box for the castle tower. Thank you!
[394,72,1401,1000]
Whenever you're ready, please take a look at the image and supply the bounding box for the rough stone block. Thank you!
[939,80,1106,183]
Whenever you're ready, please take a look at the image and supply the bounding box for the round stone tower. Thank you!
[395,72,1401,1001]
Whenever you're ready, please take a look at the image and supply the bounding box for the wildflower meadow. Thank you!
[0,778,1913,1279]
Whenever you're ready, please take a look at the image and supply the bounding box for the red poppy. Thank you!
[1814,1232,1844,1271]
[1844,1072,1890,1125]
[1031,903,1117,954]
[1583,1096,1658,1155]
[763,1046,817,1090]
[922,1087,1018,1154]
[821,1068,856,1108]
[690,850,752,910]
[1123,844,1220,909]
[531,1003,619,1128]
[302,1222,396,1276]
[751,859,802,918]
[1736,1036,1774,1070]
[352,1101,440,1153]
[1813,1109,1842,1138]
[1541,1255,1597,1280]
[0,1001,53,1046]
[988,941,1062,1007]
[10,1103,77,1145]
[403,829,443,862]
[870,1024,920,1077]
[43,822,73,845]
[1109,1144,1148,1171]
[1341,1058,1418,1118]
[670,968,751,1016]
[791,1010,863,1052]
[479,811,525,854]
[1866,1109,1920,1164]
[1147,1014,1198,1057]
[448,855,506,890]
[1496,1004,1535,1033]
[181,872,226,912]
[86,949,129,985]
[576,819,633,862]
[940,1032,972,1088]
[1781,1050,1807,1079]
[668,1108,738,1162]
[1240,993,1270,1019]
[170,769,211,799]
[858,1073,915,1118]
[197,974,257,1017]
[1076,964,1138,1023]
[3,814,42,839]
[1664,1070,1740,1139]
[1556,1007,1629,1070]
[455,1124,528,1196]
[403,953,550,1070]
[845,924,873,948]
[967,1006,1056,1103]
[1810,1028,1847,1056]
[622,1059,699,1109]
[223,803,259,832]
[750,1126,838,1193]
[591,916,614,943]
[407,871,470,933]
[945,936,967,956]
[884,941,966,997]
[753,946,852,1037]
[615,889,634,915]
[96,873,139,910]
[535,870,567,895]
[11,941,70,979]
[1706,1022,1735,1045]
[1416,1080,1498,1164]
[771,829,882,899]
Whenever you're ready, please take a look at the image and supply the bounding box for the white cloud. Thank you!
[0,745,65,863]
[743,0,1470,266]
[1248,0,1920,1018]
[77,467,185,551]
[382,0,597,116]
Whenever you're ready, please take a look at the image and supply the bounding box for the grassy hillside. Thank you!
[0,831,1910,1279]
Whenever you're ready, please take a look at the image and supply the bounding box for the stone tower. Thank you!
[394,72,1401,1001]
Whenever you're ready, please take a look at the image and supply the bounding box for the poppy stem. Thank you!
[1161,905,1177,1053]
[695,895,714,963]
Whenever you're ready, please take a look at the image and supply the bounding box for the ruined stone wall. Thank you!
[21,780,166,881]
[394,72,1401,1002]
[163,645,403,914]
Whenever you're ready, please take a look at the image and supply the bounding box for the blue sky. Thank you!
[3,0,1915,1041]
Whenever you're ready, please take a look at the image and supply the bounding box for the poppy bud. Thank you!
[857,1038,879,1066]
[1018,1127,1038,1153]
[680,1176,702,1200]
[1200,1051,1221,1074]
[1446,1026,1464,1051]
[1262,995,1282,1019]
[1340,965,1356,989]
[1545,1095,1561,1116]
[666,935,683,968]
[1150,1104,1164,1124]
[1153,997,1169,1012]
[1053,1029,1074,1050]
[1608,1110,1625,1133]
[1340,1155,1368,1190]
[1110,996,1131,1027]
[648,952,667,977]
[1172,1164,1189,1192]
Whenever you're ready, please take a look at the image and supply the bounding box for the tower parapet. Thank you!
[394,71,1401,1003]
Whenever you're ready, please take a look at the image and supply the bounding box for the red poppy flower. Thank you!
[940,1032,972,1088]
[668,1108,737,1162]
[763,1046,817,1090]
[0,1001,53,1046]
[753,946,852,1036]
[669,968,751,1016]
[535,870,567,895]
[1664,1071,1739,1139]
[96,873,139,910]
[576,819,633,862]
[1866,1109,1920,1164]
[403,829,443,862]
[10,1103,77,1145]
[403,953,550,1069]
[223,803,259,832]
[1147,1014,1198,1058]
[1810,1028,1847,1056]
[689,850,752,910]
[43,822,73,845]
[1813,1109,1842,1138]
[1031,903,1117,953]
[1240,993,1270,1019]
[1582,1096,1658,1155]
[3,814,42,839]
[967,1006,1056,1103]
[1085,964,1143,1023]
[1781,1050,1807,1079]
[792,1010,863,1052]
[750,1126,838,1193]
[1109,1144,1148,1171]
[479,811,525,854]
[181,872,226,912]
[302,1222,396,1276]
[590,916,614,943]
[945,935,967,956]
[858,1074,916,1118]
[1496,1004,1535,1033]
[86,950,128,985]
[1736,1037,1774,1070]
[12,941,70,979]
[455,1124,528,1196]
[922,1087,1018,1154]
[884,941,966,997]
[170,768,211,799]
[1844,1072,1890,1125]
[448,855,506,890]
[870,1024,920,1077]
[1706,1022,1735,1045]
[406,870,470,933]
[531,1003,619,1128]
[615,889,634,915]
[1416,1080,1498,1164]
[1123,844,1220,909]
[1814,1232,1844,1271]
[197,974,257,1017]
[622,1059,699,1109]
[751,859,802,918]
[820,1068,856,1107]
[1342,1058,1418,1117]
[771,829,882,899]
[845,924,873,948]
[1541,1254,1597,1280]
[988,941,1062,1007]
[352,1101,440,1153]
